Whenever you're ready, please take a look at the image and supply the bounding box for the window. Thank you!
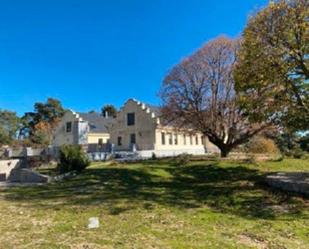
[190,135,193,145]
[183,134,186,145]
[130,133,136,144]
[98,138,103,145]
[196,135,199,145]
[161,132,166,145]
[127,113,135,126]
[201,136,204,145]
[174,134,178,145]
[66,122,72,133]
[168,133,173,145]
[117,136,122,146]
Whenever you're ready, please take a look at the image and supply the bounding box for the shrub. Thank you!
[273,154,284,162]
[302,153,309,160]
[151,152,157,160]
[243,154,258,164]
[58,145,90,173]
[246,136,279,154]
[284,150,293,157]
[293,148,305,159]
[172,153,192,166]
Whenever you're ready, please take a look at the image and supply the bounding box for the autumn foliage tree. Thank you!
[234,0,309,131]
[21,98,65,145]
[160,36,268,157]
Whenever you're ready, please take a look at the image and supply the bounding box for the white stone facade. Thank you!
[52,111,111,148]
[110,99,219,157]
[52,111,89,146]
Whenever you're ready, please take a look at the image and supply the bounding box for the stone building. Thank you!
[109,99,219,157]
[52,110,113,150]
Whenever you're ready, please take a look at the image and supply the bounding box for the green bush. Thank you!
[293,148,305,159]
[58,145,90,173]
[284,150,293,157]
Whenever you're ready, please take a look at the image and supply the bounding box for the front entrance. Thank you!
[130,133,136,144]
[129,133,137,152]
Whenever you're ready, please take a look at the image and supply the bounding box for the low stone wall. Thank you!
[0,159,50,183]
[266,172,309,196]
[0,159,21,181]
[8,168,50,183]
[228,153,279,161]
[137,149,206,158]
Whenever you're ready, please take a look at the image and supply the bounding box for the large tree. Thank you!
[234,0,309,131]
[21,98,65,145]
[160,36,268,157]
[0,110,21,146]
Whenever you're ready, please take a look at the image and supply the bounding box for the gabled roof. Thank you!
[77,112,114,133]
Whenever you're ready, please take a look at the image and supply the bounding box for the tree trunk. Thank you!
[220,146,231,158]
[205,135,232,158]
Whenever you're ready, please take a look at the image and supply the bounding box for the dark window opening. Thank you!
[66,122,72,133]
[161,132,165,145]
[98,138,103,145]
[117,136,122,146]
[168,133,173,145]
[196,135,199,145]
[174,134,178,145]
[127,113,135,126]
[130,133,136,144]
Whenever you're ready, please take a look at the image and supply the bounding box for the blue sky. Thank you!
[0,0,267,116]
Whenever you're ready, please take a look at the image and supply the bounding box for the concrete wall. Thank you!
[0,160,21,181]
[110,99,158,151]
[8,168,50,183]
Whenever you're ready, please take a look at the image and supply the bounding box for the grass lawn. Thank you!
[0,158,308,249]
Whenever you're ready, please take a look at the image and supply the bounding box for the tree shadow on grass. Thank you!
[2,161,308,220]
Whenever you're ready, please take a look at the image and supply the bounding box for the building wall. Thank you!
[110,99,158,151]
[154,127,206,152]
[52,111,89,147]
[87,133,110,144]
[110,99,220,155]
[136,130,220,158]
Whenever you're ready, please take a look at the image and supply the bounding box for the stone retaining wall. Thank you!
[8,168,50,183]
[266,172,309,196]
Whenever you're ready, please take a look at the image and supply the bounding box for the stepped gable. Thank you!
[124,98,162,124]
